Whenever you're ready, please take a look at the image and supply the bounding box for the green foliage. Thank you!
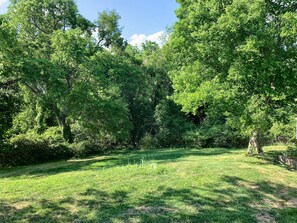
[69,141,105,158]
[1,0,189,157]
[0,15,22,143]
[1,0,134,146]
[0,129,108,166]
[2,0,296,163]
[168,0,297,142]
[225,95,272,137]
[96,10,125,49]
[182,130,210,148]
[139,133,158,150]
[285,147,297,160]
[94,51,152,146]
[269,117,296,143]
[0,87,21,143]
[183,125,247,149]
[154,99,193,147]
[0,134,72,167]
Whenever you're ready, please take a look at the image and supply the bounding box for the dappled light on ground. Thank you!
[0,147,296,222]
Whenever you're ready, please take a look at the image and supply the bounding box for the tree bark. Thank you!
[53,105,73,143]
[57,114,74,143]
[247,131,263,155]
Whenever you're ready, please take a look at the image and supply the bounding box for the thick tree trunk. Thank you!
[247,131,263,155]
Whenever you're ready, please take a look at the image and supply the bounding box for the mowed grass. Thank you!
[0,146,296,223]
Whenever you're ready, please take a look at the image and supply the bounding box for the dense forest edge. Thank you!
[1,0,297,167]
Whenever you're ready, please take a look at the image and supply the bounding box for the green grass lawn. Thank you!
[0,146,296,223]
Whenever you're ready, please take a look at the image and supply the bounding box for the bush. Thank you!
[183,125,247,148]
[70,141,105,158]
[0,135,73,167]
[182,130,210,148]
[284,147,297,160]
[0,137,109,167]
[0,128,123,167]
[269,120,295,143]
[139,133,158,150]
[41,127,65,144]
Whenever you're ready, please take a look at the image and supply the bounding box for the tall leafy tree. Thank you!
[1,0,131,144]
[96,10,126,49]
[168,0,297,153]
[0,14,23,143]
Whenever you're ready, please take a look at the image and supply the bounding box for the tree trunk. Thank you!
[58,114,74,143]
[131,129,139,149]
[53,105,73,143]
[247,131,263,155]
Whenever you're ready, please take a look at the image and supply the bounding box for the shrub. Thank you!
[41,127,65,144]
[284,147,297,160]
[0,137,108,167]
[69,141,105,158]
[139,133,158,150]
[0,135,73,167]
[182,130,210,148]
[269,120,295,143]
[183,125,247,148]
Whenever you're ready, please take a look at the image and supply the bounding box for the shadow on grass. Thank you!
[1,176,296,223]
[255,147,297,170]
[0,148,237,179]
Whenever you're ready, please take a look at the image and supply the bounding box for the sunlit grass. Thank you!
[0,146,296,222]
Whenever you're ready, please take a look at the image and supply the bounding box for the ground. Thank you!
[0,146,296,223]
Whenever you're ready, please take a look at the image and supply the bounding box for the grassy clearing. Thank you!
[0,146,296,223]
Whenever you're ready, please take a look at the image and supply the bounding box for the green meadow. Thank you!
[0,146,296,223]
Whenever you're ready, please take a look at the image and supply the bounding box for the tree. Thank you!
[0,15,22,143]
[96,10,126,49]
[1,0,131,144]
[167,0,297,153]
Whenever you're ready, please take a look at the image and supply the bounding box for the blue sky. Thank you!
[0,0,179,46]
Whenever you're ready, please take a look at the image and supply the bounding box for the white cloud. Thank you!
[129,34,147,47]
[129,31,165,48]
[0,0,8,7]
[92,28,99,40]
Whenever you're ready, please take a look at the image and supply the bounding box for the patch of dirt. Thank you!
[250,193,286,210]
[237,180,260,190]
[286,198,297,208]
[262,198,283,209]
[13,201,31,210]
[256,212,276,223]
[264,194,286,208]
[279,189,289,198]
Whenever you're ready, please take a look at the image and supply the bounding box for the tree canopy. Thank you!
[167,0,297,150]
[1,0,296,166]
